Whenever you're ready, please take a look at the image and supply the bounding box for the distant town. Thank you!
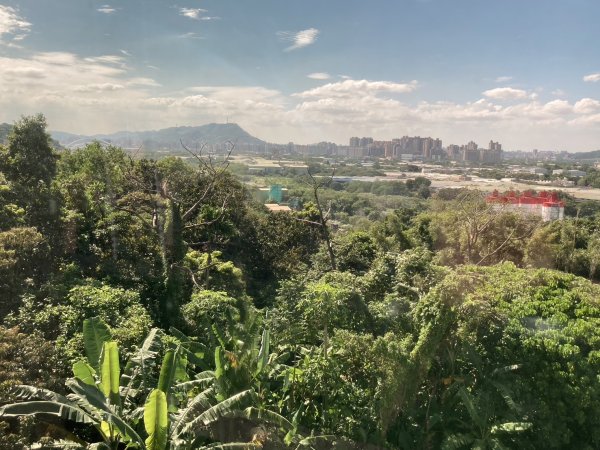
[183,135,596,166]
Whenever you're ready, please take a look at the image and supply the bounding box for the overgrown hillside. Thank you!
[2,115,600,449]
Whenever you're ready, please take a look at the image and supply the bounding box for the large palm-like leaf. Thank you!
[196,444,262,450]
[99,341,121,407]
[240,407,293,431]
[172,386,216,438]
[11,385,73,403]
[66,379,145,447]
[82,317,112,371]
[121,327,163,398]
[0,399,95,424]
[144,389,169,450]
[179,389,256,437]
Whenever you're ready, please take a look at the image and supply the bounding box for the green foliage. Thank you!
[181,290,255,342]
[0,327,69,449]
[525,217,600,281]
[334,232,378,275]
[4,119,600,450]
[427,191,540,266]
[0,115,61,242]
[0,114,57,188]
[0,227,50,319]
[184,251,246,298]
[9,281,152,362]
[435,263,600,448]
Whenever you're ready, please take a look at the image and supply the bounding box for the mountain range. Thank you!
[51,123,265,151]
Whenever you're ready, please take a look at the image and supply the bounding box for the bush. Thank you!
[9,281,152,361]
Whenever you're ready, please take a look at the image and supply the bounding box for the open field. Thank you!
[387,171,600,201]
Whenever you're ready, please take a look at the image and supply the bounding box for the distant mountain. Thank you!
[51,123,265,151]
[571,150,600,160]
[1,122,62,148]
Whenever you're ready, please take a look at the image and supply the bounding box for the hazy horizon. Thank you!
[1,0,600,150]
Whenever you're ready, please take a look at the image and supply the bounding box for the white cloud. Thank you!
[294,79,418,98]
[0,51,158,124]
[495,76,513,83]
[543,99,572,115]
[178,32,204,39]
[583,73,600,83]
[574,98,600,114]
[552,89,567,97]
[483,87,529,100]
[179,8,207,20]
[74,83,125,92]
[0,5,31,43]
[307,72,330,80]
[278,28,319,51]
[2,49,600,150]
[84,55,126,67]
[97,5,116,14]
[3,66,45,78]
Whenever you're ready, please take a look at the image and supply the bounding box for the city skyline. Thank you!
[1,0,600,150]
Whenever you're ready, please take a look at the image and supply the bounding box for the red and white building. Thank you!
[485,190,565,221]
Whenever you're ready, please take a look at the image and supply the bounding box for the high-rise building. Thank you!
[359,137,373,147]
[489,140,502,151]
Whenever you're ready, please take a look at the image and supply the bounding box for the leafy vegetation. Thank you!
[2,114,600,449]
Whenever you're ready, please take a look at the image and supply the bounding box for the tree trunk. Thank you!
[160,201,187,328]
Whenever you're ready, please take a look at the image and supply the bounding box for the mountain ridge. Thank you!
[51,122,265,150]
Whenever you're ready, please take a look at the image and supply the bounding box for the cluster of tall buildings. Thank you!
[260,135,504,163]
[446,140,503,163]
[344,136,503,163]
[347,136,444,160]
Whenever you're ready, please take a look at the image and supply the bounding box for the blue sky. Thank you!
[1,0,599,150]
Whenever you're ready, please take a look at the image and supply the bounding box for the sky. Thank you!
[0,0,600,151]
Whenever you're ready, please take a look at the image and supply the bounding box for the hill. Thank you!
[51,123,265,151]
[1,122,62,148]
[571,149,600,160]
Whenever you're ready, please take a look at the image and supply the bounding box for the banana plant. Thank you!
[171,324,320,450]
[1,317,147,450]
[0,318,294,450]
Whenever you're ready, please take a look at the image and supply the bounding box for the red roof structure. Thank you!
[485,190,564,208]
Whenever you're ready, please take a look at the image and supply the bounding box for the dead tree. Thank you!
[455,190,538,265]
[118,141,235,327]
[299,167,337,271]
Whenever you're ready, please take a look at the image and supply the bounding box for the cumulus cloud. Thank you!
[542,99,572,114]
[179,8,207,20]
[574,98,600,114]
[294,79,418,98]
[278,28,319,51]
[583,73,600,83]
[307,73,330,80]
[2,48,600,150]
[0,51,158,120]
[483,87,529,100]
[495,76,513,83]
[0,5,31,43]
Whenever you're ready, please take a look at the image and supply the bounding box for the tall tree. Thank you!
[0,114,60,236]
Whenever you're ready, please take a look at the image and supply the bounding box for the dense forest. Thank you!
[2,115,600,449]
